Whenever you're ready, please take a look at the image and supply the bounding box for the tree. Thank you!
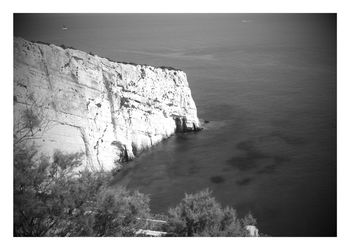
[165,189,255,236]
[242,211,257,227]
[13,147,90,236]
[93,188,150,236]
[14,92,53,145]
[13,145,151,236]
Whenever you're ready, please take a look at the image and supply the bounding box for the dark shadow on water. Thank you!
[210,175,225,184]
[226,156,257,171]
[225,139,290,173]
[236,177,253,186]
[226,140,267,171]
[257,164,277,174]
[270,131,307,145]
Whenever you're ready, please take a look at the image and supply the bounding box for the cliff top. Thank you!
[15,36,183,73]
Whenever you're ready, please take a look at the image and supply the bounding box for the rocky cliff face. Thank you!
[14,37,200,171]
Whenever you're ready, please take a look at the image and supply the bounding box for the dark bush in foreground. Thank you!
[164,189,253,236]
[13,147,150,236]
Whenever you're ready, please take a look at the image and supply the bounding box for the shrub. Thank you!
[14,107,42,145]
[13,147,92,236]
[14,93,52,145]
[241,211,257,227]
[59,44,76,50]
[14,147,63,236]
[22,108,41,130]
[13,146,151,236]
[93,188,150,236]
[165,189,255,236]
[31,40,51,46]
[159,65,180,71]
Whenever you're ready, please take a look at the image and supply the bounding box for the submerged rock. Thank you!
[14,37,201,171]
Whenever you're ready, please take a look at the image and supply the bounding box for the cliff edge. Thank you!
[14,37,201,171]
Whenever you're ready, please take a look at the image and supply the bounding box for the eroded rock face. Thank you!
[14,37,201,171]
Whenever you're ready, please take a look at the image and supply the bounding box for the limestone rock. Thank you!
[14,37,201,171]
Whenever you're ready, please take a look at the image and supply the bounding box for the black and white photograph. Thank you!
[3,0,350,247]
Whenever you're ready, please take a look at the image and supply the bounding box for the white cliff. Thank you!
[14,37,201,171]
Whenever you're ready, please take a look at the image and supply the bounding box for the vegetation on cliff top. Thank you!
[29,38,181,71]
